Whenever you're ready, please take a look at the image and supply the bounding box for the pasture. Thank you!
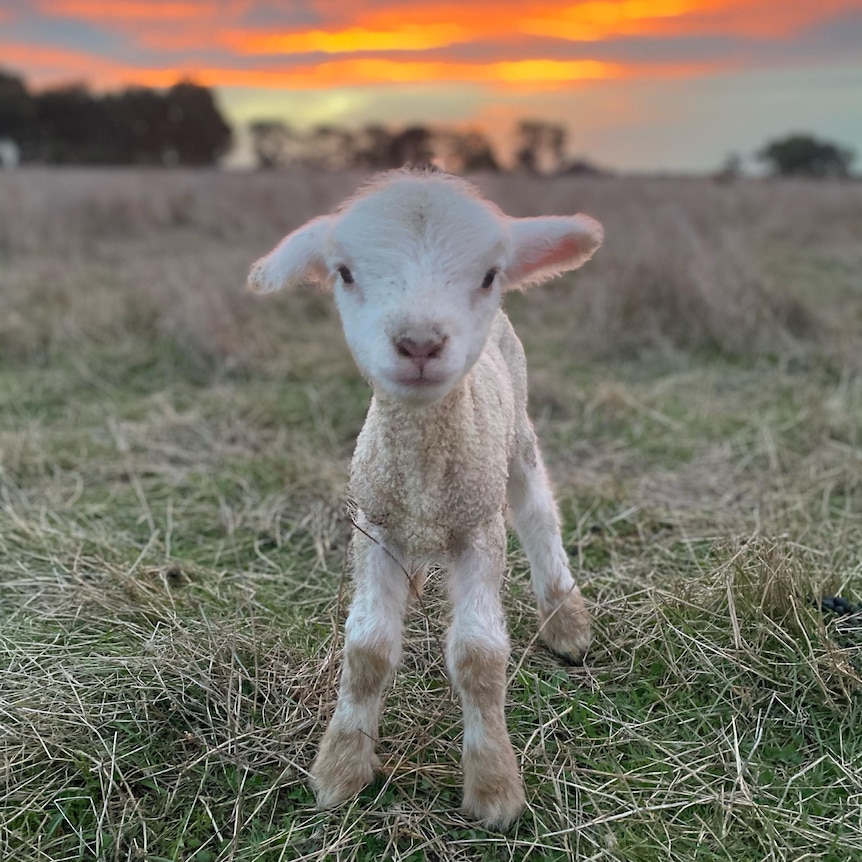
[2,168,862,861]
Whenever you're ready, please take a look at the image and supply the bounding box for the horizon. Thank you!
[3,1,862,173]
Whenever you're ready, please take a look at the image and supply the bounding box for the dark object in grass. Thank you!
[812,594,862,672]
[547,644,586,667]
[165,564,187,588]
[818,595,862,616]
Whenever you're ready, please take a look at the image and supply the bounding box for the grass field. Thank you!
[2,168,862,861]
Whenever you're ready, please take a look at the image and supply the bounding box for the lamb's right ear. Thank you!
[247,215,333,293]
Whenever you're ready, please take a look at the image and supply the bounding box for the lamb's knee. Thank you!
[341,588,404,700]
[447,636,513,764]
[448,641,507,716]
[343,640,396,700]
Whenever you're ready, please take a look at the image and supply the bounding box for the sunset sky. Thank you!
[3,0,861,171]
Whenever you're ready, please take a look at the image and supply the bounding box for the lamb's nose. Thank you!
[395,335,447,368]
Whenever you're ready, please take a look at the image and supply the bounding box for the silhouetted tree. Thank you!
[757,134,854,178]
[163,82,232,165]
[0,69,231,165]
[303,125,357,170]
[352,124,397,170]
[250,122,357,170]
[457,131,499,173]
[430,129,499,173]
[389,126,433,166]
[0,69,35,147]
[32,84,116,163]
[108,86,169,164]
[107,82,232,165]
[515,120,567,175]
[250,120,296,169]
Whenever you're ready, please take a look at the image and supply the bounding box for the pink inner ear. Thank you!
[525,233,589,273]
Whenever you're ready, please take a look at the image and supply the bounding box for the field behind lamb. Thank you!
[2,168,862,862]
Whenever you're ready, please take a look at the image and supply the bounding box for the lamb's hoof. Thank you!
[462,774,525,831]
[461,743,526,831]
[310,727,379,809]
[538,588,592,665]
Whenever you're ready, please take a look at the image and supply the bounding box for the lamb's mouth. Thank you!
[398,376,441,387]
[389,373,451,399]
[392,367,449,386]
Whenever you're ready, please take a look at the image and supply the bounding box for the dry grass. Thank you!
[2,168,862,861]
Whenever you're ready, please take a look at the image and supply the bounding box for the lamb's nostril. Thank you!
[395,339,415,358]
[395,336,447,361]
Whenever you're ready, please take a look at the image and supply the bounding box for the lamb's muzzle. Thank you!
[247,166,603,830]
[394,334,447,363]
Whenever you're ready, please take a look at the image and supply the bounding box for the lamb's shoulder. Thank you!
[350,344,515,557]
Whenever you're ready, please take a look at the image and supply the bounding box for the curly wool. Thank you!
[350,312,522,558]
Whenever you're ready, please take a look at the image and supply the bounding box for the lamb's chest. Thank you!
[349,370,513,556]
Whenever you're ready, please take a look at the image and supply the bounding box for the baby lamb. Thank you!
[247,166,603,830]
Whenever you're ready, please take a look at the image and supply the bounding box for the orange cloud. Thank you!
[151,58,627,90]
[3,36,682,92]
[118,0,862,61]
[10,0,862,95]
[552,0,862,40]
[522,0,702,41]
[136,56,724,92]
[224,24,470,55]
[489,59,620,84]
[359,0,862,41]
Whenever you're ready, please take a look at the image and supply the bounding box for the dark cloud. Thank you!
[3,16,118,56]
[790,9,862,59]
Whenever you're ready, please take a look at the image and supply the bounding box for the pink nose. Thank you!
[395,335,447,369]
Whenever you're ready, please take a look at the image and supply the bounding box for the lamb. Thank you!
[247,166,603,830]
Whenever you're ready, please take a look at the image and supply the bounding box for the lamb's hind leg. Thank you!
[311,527,411,808]
[507,427,591,664]
[447,516,525,830]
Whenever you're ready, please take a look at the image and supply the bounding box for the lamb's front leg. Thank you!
[508,426,591,664]
[311,527,411,808]
[447,515,525,830]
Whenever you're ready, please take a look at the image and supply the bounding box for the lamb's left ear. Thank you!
[506,214,604,289]
[247,215,334,293]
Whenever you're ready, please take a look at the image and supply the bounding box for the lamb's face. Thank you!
[248,169,604,405]
[328,180,508,404]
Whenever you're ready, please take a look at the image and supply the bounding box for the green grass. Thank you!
[2,169,862,860]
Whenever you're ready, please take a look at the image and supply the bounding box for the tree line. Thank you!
[247,118,598,175]
[0,66,855,177]
[0,69,231,165]
[0,67,585,173]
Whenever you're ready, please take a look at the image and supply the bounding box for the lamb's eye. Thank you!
[337,265,354,285]
[480,268,497,290]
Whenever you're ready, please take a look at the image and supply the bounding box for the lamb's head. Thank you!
[248,168,603,404]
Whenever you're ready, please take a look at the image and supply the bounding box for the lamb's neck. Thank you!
[371,376,473,430]
[353,366,509,554]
